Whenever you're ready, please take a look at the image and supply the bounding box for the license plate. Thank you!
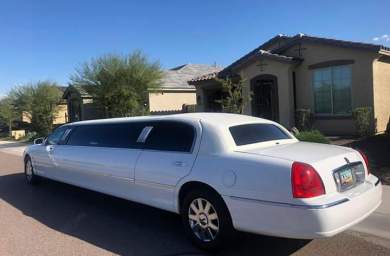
[339,169,353,186]
[333,162,365,192]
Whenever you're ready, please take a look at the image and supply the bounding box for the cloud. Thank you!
[373,34,390,43]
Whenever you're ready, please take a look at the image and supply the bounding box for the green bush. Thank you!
[295,108,312,131]
[353,107,373,137]
[24,131,39,142]
[295,130,330,144]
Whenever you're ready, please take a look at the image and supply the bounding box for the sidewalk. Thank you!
[0,140,27,156]
[0,140,389,239]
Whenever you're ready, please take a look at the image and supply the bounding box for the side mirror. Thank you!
[33,138,44,145]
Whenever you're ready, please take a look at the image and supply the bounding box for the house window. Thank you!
[313,65,352,115]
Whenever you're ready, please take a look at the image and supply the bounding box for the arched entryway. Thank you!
[250,74,279,122]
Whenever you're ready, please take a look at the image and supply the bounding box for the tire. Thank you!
[181,187,234,251]
[24,156,39,185]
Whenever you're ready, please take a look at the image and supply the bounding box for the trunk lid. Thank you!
[235,141,354,163]
[235,141,365,194]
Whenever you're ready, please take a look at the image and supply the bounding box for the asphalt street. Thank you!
[0,150,389,256]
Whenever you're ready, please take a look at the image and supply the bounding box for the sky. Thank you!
[1,0,389,97]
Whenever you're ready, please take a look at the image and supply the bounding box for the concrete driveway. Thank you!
[0,142,389,255]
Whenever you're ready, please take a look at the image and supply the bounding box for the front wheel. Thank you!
[181,188,234,251]
[24,156,39,185]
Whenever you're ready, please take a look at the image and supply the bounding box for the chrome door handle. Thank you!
[46,145,54,153]
[174,161,185,167]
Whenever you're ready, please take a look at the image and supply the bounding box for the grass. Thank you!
[295,130,330,144]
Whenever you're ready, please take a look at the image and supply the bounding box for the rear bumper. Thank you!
[224,179,382,239]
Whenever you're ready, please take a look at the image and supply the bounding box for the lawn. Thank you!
[348,134,390,185]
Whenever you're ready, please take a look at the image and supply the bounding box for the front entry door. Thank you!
[251,75,279,122]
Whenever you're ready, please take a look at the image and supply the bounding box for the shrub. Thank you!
[295,130,330,144]
[352,107,373,137]
[217,77,249,114]
[295,108,312,131]
[24,131,39,142]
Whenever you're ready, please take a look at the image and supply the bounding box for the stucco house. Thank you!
[62,85,102,122]
[148,64,221,114]
[63,64,221,122]
[190,34,390,135]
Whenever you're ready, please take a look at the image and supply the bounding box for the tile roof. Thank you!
[159,64,222,90]
[189,71,220,83]
[273,34,390,54]
[190,50,301,84]
[62,85,91,99]
[219,33,390,77]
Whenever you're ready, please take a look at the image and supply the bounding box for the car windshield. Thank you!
[229,123,292,146]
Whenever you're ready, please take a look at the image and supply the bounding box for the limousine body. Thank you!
[23,113,382,250]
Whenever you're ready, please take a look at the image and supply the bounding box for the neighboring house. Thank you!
[22,86,69,125]
[63,64,221,121]
[62,85,103,122]
[148,64,221,114]
[190,34,390,135]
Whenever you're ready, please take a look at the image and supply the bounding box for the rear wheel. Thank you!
[181,188,234,251]
[24,156,39,185]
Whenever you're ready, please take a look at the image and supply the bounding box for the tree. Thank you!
[70,51,163,117]
[0,97,18,136]
[9,81,63,136]
[8,85,34,121]
[30,82,63,136]
[217,77,249,114]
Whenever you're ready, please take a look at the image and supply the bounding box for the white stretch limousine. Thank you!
[24,113,382,250]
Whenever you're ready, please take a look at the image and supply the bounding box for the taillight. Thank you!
[358,150,370,175]
[291,162,325,198]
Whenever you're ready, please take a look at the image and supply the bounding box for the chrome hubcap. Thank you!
[188,198,219,242]
[25,160,33,180]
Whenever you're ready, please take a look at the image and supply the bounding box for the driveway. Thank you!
[0,144,389,255]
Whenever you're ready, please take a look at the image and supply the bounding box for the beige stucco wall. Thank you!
[373,57,390,133]
[11,130,26,140]
[149,90,196,112]
[237,59,295,128]
[53,104,68,124]
[283,43,377,135]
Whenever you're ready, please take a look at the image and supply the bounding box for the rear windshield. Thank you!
[229,123,291,146]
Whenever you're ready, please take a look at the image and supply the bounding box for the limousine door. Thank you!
[52,123,144,199]
[32,126,69,177]
[134,120,201,211]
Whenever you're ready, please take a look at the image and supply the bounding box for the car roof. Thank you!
[67,113,272,127]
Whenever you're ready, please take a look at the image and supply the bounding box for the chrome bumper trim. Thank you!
[229,196,350,209]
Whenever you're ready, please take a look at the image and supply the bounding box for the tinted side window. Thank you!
[144,121,195,152]
[66,122,144,148]
[47,126,68,145]
[229,123,291,146]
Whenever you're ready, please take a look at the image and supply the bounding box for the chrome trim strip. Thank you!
[229,196,350,209]
[136,179,176,190]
